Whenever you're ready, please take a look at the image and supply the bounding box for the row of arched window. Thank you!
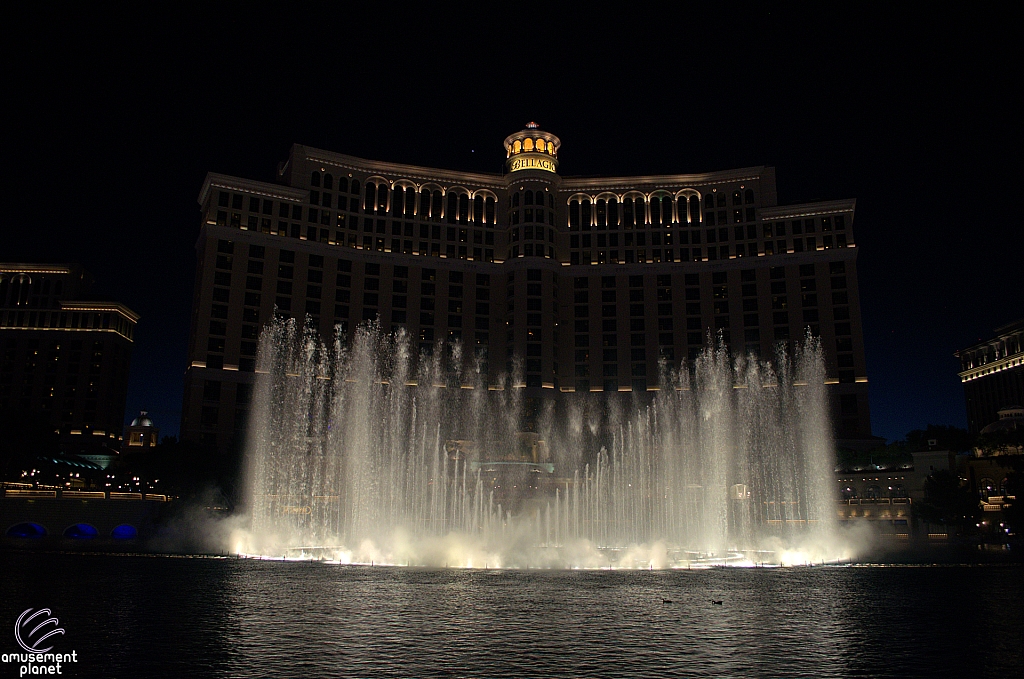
[372,186,497,225]
[568,194,703,229]
[0,274,63,307]
[312,172,499,225]
[309,170,757,231]
[310,171,349,192]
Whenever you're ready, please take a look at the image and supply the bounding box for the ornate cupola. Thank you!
[504,122,560,174]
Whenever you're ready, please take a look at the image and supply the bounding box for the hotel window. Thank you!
[651,195,671,227]
[442,193,456,223]
[623,196,644,228]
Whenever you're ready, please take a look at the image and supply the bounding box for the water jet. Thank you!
[240,318,845,567]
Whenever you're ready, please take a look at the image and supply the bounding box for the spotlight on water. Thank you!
[237,318,851,568]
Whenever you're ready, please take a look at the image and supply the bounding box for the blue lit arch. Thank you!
[7,522,47,538]
[63,523,99,539]
[111,524,139,540]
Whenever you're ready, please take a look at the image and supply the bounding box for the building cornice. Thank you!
[958,351,1024,382]
[760,200,857,219]
[61,301,140,322]
[198,173,308,206]
[0,265,73,275]
[296,145,508,190]
[559,167,770,193]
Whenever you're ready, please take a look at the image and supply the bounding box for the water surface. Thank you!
[2,552,1021,678]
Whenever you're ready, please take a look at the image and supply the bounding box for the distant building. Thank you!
[0,264,138,453]
[956,319,1024,434]
[124,410,159,451]
[181,125,872,453]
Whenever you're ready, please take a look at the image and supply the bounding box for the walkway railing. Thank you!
[2,488,167,501]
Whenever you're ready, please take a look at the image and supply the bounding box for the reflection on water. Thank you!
[1,553,1022,678]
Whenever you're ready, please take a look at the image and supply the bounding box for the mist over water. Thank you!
[237,318,858,567]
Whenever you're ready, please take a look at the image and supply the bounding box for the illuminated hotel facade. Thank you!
[181,125,871,450]
[956,319,1024,433]
[0,264,138,451]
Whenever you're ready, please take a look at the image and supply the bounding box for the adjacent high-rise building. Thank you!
[0,264,138,452]
[181,125,872,452]
[956,319,1024,433]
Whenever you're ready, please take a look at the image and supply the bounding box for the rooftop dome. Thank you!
[504,123,560,173]
[131,411,154,428]
[980,406,1023,435]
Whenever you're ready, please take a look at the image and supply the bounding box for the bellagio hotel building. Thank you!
[181,124,871,451]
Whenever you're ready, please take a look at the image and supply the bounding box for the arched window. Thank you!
[535,190,545,206]
[580,198,592,229]
[485,197,495,225]
[431,191,443,220]
[689,195,701,224]
[323,174,333,190]
[513,140,522,153]
[864,485,882,500]
[979,478,997,500]
[524,191,534,206]
[512,193,520,208]
[677,196,689,224]
[745,188,754,204]
[651,195,671,227]
[338,176,348,193]
[705,194,714,210]
[524,138,534,151]
[569,199,580,229]
[311,171,321,187]
[732,191,742,206]
[458,193,469,224]
[405,186,416,216]
[447,193,458,223]
[473,196,484,223]
[351,180,360,196]
[364,184,375,213]
[377,184,388,212]
[392,187,406,217]
[420,189,432,218]
[623,196,644,228]
[596,198,608,229]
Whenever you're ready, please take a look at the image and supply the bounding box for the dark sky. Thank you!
[5,6,1020,441]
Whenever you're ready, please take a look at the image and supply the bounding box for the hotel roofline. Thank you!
[215,143,787,198]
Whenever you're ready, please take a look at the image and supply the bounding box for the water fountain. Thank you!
[239,317,843,567]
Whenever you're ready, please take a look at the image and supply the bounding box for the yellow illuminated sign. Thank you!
[510,154,556,173]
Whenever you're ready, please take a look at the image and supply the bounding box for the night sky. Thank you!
[5,6,1019,442]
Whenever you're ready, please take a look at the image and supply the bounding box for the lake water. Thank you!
[2,552,1021,678]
